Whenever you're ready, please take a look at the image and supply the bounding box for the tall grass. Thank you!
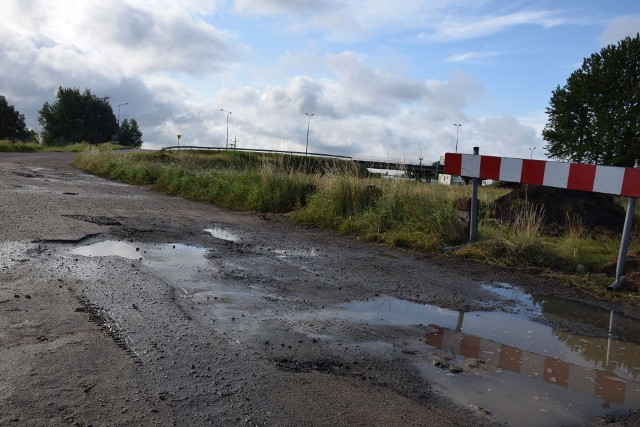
[291,176,469,250]
[75,149,319,212]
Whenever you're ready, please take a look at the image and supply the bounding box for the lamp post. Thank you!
[453,123,461,153]
[117,102,128,143]
[305,112,314,156]
[177,134,181,150]
[220,109,231,149]
[529,146,536,159]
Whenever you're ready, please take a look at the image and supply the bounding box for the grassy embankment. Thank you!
[74,148,640,303]
[0,140,121,152]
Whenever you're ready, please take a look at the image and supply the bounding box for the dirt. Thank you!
[2,152,640,426]
[492,185,625,236]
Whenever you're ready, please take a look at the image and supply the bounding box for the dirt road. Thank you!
[1,152,638,426]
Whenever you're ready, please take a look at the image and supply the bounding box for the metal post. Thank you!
[608,159,640,290]
[220,109,231,149]
[469,146,479,242]
[305,113,313,156]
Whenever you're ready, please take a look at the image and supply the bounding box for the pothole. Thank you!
[320,292,640,426]
[70,240,210,281]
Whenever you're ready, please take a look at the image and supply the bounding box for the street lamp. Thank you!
[177,134,182,150]
[453,123,461,153]
[305,112,314,156]
[220,109,231,149]
[117,102,128,143]
[529,146,536,159]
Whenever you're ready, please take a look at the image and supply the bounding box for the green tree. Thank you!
[0,95,29,141]
[542,34,640,166]
[38,87,117,146]
[118,118,143,148]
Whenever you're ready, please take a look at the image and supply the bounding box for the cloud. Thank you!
[0,0,238,81]
[0,0,239,130]
[234,0,328,15]
[234,1,567,43]
[446,51,502,63]
[0,0,546,163]
[419,10,565,42]
[599,15,640,46]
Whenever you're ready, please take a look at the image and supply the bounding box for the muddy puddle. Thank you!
[325,285,640,426]
[70,240,209,282]
[64,239,640,424]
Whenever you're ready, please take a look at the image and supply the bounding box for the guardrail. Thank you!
[162,146,438,167]
[162,146,353,160]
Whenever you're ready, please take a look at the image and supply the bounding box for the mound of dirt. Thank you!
[492,185,625,236]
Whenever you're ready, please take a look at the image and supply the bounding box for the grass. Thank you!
[0,140,123,152]
[73,149,347,213]
[73,148,640,304]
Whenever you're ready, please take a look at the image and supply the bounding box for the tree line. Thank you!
[0,87,142,148]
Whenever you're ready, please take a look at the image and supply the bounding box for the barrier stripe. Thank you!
[443,153,640,197]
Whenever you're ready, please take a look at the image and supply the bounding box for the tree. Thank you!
[0,95,29,141]
[118,118,143,148]
[38,87,117,146]
[542,34,640,167]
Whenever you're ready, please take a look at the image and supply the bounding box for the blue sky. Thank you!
[1,0,639,163]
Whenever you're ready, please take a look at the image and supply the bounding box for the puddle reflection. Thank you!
[336,291,640,425]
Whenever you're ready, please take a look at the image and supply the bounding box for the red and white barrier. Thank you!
[444,153,640,197]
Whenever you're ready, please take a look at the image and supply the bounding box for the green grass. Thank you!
[0,140,123,152]
[74,149,324,213]
[73,148,640,303]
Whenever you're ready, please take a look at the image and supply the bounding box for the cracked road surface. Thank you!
[1,152,639,426]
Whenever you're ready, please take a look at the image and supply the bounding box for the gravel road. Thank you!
[1,152,638,426]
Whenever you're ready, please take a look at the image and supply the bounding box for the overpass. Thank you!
[162,145,444,180]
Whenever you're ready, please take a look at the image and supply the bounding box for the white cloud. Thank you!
[234,0,328,15]
[233,1,567,43]
[421,10,564,42]
[599,15,640,46]
[446,51,501,62]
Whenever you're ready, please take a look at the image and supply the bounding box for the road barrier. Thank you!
[443,150,639,290]
[444,152,640,197]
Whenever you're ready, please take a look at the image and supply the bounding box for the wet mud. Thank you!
[2,152,640,426]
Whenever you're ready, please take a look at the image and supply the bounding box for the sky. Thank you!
[1,1,639,164]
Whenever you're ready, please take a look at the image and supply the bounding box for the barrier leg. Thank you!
[608,159,640,290]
